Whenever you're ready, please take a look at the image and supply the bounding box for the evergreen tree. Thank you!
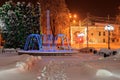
[33,2,41,34]
[0,1,41,48]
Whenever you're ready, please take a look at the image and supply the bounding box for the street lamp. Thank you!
[73,14,77,18]
[69,14,72,18]
[105,25,114,49]
[69,13,77,25]
[73,20,76,24]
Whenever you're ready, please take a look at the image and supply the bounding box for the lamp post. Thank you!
[69,14,77,26]
[105,25,114,49]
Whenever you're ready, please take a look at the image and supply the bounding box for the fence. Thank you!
[0,48,19,56]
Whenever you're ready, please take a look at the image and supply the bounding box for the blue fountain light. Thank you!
[24,34,42,51]
[21,10,72,54]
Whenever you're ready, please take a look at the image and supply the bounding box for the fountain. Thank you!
[18,10,78,56]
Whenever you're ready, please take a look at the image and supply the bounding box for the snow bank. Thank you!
[37,60,68,80]
[0,55,29,67]
[96,69,113,77]
[16,56,42,71]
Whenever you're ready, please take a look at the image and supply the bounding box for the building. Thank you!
[71,16,120,49]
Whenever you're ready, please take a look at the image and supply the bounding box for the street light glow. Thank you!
[73,20,76,23]
[74,14,77,18]
[69,15,72,18]
[105,25,114,31]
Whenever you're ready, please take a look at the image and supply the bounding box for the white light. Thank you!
[78,33,85,37]
[105,25,114,31]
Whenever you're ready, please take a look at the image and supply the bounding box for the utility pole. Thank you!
[86,14,89,48]
[105,15,114,49]
[108,29,110,49]
[87,22,88,48]
[108,15,110,49]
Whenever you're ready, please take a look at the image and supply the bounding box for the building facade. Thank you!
[71,22,120,49]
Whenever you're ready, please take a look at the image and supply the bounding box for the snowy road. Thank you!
[0,53,120,80]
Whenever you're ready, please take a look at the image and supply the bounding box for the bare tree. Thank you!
[39,0,70,44]
[116,6,120,23]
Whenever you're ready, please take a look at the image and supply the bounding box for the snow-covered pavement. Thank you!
[0,53,120,80]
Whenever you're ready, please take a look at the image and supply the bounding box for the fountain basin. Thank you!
[18,50,78,56]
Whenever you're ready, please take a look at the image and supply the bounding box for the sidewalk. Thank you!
[71,43,120,49]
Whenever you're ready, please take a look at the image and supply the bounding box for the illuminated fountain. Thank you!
[18,10,78,56]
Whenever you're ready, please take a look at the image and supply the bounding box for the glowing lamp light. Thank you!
[69,15,72,18]
[74,14,77,18]
[73,20,76,23]
[105,25,114,31]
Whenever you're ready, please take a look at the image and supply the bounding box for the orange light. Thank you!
[73,20,76,23]
[69,15,72,18]
[74,14,77,18]
[69,13,72,18]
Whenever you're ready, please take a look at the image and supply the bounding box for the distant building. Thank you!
[71,16,120,49]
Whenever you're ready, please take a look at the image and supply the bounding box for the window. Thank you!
[112,32,114,36]
[99,32,101,36]
[91,33,93,36]
[103,39,105,43]
[112,39,115,43]
[103,32,105,36]
[117,39,119,42]
[110,32,113,36]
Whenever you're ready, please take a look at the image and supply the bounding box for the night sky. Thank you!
[66,0,120,19]
[0,0,120,19]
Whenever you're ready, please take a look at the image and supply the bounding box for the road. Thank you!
[0,53,120,80]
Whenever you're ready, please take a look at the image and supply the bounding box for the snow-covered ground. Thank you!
[0,52,120,80]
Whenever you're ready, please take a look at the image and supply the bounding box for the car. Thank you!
[78,47,95,53]
[93,48,117,57]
